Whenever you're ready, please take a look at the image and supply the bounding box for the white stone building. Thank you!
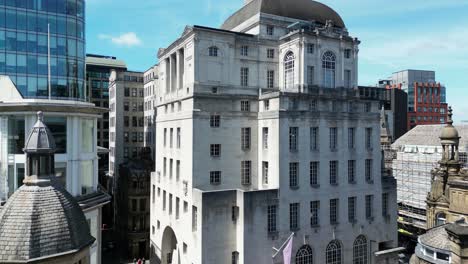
[150,0,398,263]
[144,65,159,157]
[0,76,110,264]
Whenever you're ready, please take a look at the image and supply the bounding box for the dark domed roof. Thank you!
[440,107,460,142]
[221,0,345,30]
[24,111,56,154]
[0,184,95,262]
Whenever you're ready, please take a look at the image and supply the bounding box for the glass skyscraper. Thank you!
[0,0,85,100]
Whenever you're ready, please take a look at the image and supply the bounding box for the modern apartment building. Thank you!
[0,1,110,264]
[385,70,448,130]
[149,0,399,263]
[144,65,158,157]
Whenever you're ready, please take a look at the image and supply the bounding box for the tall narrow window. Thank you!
[210,144,221,157]
[329,127,337,150]
[290,203,299,230]
[241,67,249,86]
[241,128,251,150]
[365,195,374,220]
[330,161,338,185]
[290,127,298,151]
[241,100,250,111]
[311,127,319,150]
[263,127,269,149]
[176,160,180,181]
[348,128,355,149]
[241,161,251,185]
[163,128,167,147]
[240,45,249,56]
[267,205,277,233]
[365,128,373,150]
[307,44,315,54]
[267,70,274,88]
[348,197,356,223]
[310,161,319,186]
[296,245,314,264]
[307,66,314,86]
[163,158,167,176]
[284,51,295,89]
[266,25,274,36]
[365,159,373,183]
[267,49,275,59]
[330,199,339,225]
[192,206,198,231]
[210,171,221,185]
[169,128,173,148]
[382,193,389,217]
[168,195,173,214]
[310,200,320,227]
[322,51,336,88]
[262,161,269,185]
[289,162,299,188]
[344,70,352,88]
[176,128,181,148]
[348,160,356,183]
[326,240,342,264]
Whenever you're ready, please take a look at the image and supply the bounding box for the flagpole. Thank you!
[272,232,295,259]
[47,23,51,100]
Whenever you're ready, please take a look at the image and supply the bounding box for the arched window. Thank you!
[436,212,446,226]
[353,235,368,264]
[322,51,336,88]
[295,245,313,264]
[208,46,218,57]
[284,51,295,89]
[326,240,342,264]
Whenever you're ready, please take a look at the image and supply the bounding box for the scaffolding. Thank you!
[391,144,468,233]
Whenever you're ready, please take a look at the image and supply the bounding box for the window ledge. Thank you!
[290,185,299,190]
[310,224,320,228]
[330,183,339,187]
[349,181,357,185]
[311,184,320,188]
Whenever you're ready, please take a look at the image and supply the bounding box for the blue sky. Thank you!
[86,0,468,122]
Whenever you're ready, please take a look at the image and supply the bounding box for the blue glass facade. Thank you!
[0,0,85,100]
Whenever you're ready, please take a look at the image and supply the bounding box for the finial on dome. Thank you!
[448,106,453,126]
[37,111,44,122]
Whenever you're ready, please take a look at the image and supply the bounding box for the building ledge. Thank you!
[77,190,112,211]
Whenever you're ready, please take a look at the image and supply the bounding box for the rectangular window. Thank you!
[365,102,371,112]
[267,70,274,88]
[163,128,167,147]
[210,115,220,127]
[365,159,373,183]
[264,100,270,111]
[310,127,319,150]
[348,160,356,183]
[210,144,221,157]
[310,201,320,227]
[241,128,251,150]
[345,69,352,88]
[124,102,129,111]
[241,160,251,185]
[289,162,299,188]
[163,158,167,176]
[289,127,298,152]
[176,197,180,219]
[307,66,314,86]
[307,43,314,54]
[176,128,181,148]
[382,193,389,217]
[310,161,319,186]
[348,128,355,149]
[192,206,197,231]
[329,127,337,150]
[263,127,269,149]
[241,100,250,111]
[266,25,274,36]
[210,171,221,185]
[262,161,269,185]
[168,194,173,214]
[240,67,249,86]
[267,49,275,59]
[267,205,277,233]
[290,203,299,230]
[170,128,173,148]
[169,159,173,178]
[330,198,339,225]
[348,197,356,222]
[240,45,248,56]
[366,195,374,220]
[176,160,180,181]
[344,49,352,59]
[365,128,373,150]
[163,190,166,211]
[330,161,338,185]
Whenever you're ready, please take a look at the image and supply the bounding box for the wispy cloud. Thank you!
[98,32,142,47]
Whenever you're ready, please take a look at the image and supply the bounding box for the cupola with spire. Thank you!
[0,112,95,263]
[440,107,461,166]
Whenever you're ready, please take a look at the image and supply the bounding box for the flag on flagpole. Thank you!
[282,235,293,264]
